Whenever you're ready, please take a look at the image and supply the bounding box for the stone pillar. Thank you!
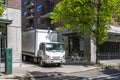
[7,8,21,63]
[90,39,96,63]
[84,35,91,61]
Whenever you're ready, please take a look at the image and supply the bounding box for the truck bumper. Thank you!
[43,59,66,64]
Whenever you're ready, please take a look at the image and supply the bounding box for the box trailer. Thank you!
[22,29,65,66]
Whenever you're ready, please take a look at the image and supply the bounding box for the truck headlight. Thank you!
[62,55,65,59]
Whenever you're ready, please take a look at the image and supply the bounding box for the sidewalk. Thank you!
[100,59,120,66]
[0,62,97,79]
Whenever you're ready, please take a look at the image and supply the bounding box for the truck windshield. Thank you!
[46,43,64,51]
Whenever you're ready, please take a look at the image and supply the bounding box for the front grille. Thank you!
[52,57,60,60]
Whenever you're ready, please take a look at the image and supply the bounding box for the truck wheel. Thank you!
[33,58,37,63]
[39,58,45,67]
[22,55,28,61]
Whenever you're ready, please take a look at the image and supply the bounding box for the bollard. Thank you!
[5,48,12,74]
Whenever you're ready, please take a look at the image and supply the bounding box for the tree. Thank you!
[51,0,120,64]
[0,0,5,16]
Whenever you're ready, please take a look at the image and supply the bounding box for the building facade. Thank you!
[22,0,61,31]
[22,0,120,63]
[1,0,21,63]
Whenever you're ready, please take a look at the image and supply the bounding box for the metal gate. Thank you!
[0,34,7,73]
[0,48,5,73]
[99,42,120,60]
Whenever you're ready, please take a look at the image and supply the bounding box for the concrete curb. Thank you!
[0,73,63,79]
[0,66,99,79]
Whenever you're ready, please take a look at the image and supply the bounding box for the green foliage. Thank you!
[0,0,4,16]
[51,0,120,45]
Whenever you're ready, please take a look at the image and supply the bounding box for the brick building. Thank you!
[22,0,60,31]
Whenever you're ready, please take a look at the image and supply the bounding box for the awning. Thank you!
[0,18,12,26]
[63,25,120,37]
[108,25,120,36]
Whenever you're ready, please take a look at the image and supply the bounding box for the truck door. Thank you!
[39,43,45,57]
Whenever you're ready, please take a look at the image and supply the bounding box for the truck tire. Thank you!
[22,54,25,61]
[39,58,45,67]
[33,58,37,63]
[22,55,28,61]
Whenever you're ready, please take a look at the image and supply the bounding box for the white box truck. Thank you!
[22,29,65,66]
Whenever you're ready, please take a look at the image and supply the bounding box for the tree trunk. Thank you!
[96,45,100,64]
[95,0,101,64]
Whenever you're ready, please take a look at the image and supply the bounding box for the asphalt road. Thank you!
[18,60,120,80]
[33,69,120,80]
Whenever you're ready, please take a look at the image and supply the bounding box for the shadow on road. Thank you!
[22,61,63,68]
[21,65,120,80]
[93,66,120,80]
[22,60,95,68]
[101,66,120,74]
[16,61,120,80]
[20,71,90,80]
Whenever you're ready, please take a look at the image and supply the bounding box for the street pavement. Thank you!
[65,67,120,80]
[0,61,97,79]
[100,59,120,66]
[0,59,120,79]
[34,67,120,80]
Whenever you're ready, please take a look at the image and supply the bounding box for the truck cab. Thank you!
[38,42,65,66]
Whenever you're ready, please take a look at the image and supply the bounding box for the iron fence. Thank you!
[99,52,120,60]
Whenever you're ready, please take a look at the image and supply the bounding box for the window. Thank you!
[37,18,44,24]
[49,1,54,12]
[23,23,25,28]
[37,4,43,12]
[23,0,28,7]
[46,43,64,51]
[24,12,27,17]
[39,43,45,51]
[31,0,35,3]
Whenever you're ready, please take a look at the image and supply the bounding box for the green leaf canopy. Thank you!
[51,0,120,45]
[0,0,5,16]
